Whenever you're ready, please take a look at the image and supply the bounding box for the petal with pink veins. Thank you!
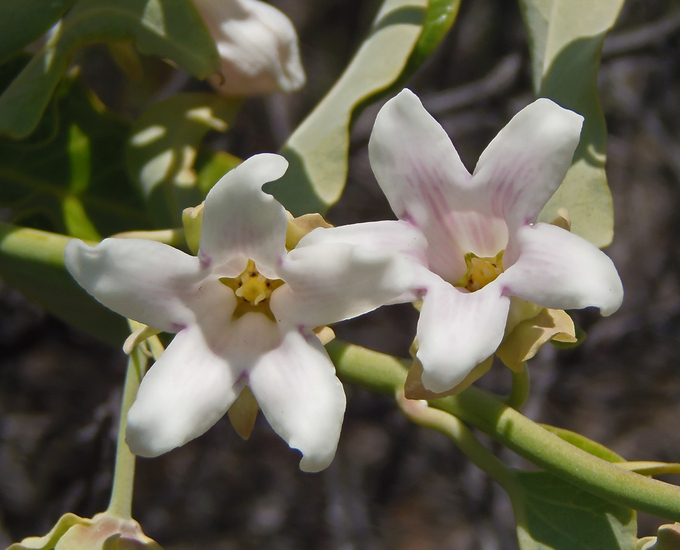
[473,98,583,231]
[416,269,510,393]
[199,153,289,277]
[126,325,246,457]
[296,220,428,267]
[249,330,346,472]
[271,242,414,328]
[64,238,204,333]
[501,223,623,316]
[369,89,507,281]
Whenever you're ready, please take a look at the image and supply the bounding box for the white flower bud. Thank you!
[194,0,306,95]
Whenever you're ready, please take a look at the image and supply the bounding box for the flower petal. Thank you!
[271,242,414,328]
[416,271,510,393]
[473,98,584,231]
[501,223,624,316]
[369,89,507,281]
[64,238,203,332]
[195,0,305,95]
[296,220,428,267]
[248,330,346,472]
[199,153,289,276]
[126,326,245,457]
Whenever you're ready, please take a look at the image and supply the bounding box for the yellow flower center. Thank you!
[456,251,504,292]
[220,260,284,320]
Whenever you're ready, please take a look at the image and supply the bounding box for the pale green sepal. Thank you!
[0,0,221,139]
[268,0,428,215]
[182,202,204,256]
[126,93,240,227]
[123,323,162,355]
[0,222,128,346]
[520,0,625,247]
[7,513,89,550]
[513,471,637,550]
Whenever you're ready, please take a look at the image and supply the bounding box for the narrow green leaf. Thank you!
[0,0,76,66]
[0,0,220,139]
[520,0,624,247]
[540,425,625,463]
[401,0,461,78]
[268,0,429,215]
[513,471,637,550]
[125,93,240,226]
[0,222,128,346]
[0,76,150,238]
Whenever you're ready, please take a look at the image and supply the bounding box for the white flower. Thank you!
[64,153,417,472]
[194,0,306,95]
[326,89,623,394]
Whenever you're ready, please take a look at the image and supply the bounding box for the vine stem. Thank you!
[326,340,680,521]
[396,390,518,494]
[502,362,530,410]
[106,348,147,520]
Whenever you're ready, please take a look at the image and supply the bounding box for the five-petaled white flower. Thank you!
[64,153,419,472]
[194,0,306,95]
[324,89,624,394]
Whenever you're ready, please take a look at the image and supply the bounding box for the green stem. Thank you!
[502,362,530,410]
[327,340,680,520]
[396,391,518,494]
[106,348,147,520]
[111,228,186,248]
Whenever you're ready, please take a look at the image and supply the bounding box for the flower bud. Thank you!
[194,0,306,95]
[8,512,162,550]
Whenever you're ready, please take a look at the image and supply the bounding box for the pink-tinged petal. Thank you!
[126,326,246,457]
[416,271,510,393]
[501,223,623,316]
[64,238,204,332]
[296,220,428,267]
[249,330,346,472]
[473,98,583,231]
[195,0,306,95]
[368,89,507,281]
[271,242,414,328]
[199,153,288,276]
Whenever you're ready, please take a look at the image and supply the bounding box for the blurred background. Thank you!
[2,0,680,548]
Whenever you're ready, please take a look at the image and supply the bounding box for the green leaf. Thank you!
[513,471,637,550]
[268,0,429,215]
[400,0,461,80]
[0,75,150,238]
[540,425,625,463]
[0,223,128,346]
[195,149,242,196]
[520,0,624,247]
[0,0,76,66]
[125,93,240,227]
[0,0,220,139]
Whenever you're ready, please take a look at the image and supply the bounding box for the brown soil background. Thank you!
[2,0,680,548]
